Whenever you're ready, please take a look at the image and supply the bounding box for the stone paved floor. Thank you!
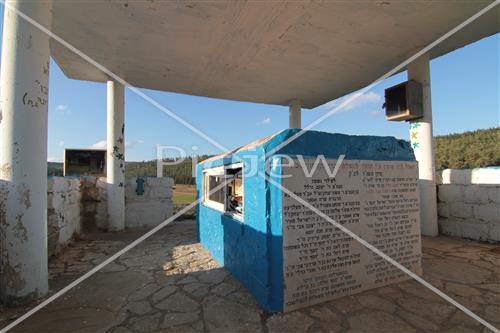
[0,220,499,333]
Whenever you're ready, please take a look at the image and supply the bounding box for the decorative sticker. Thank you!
[409,121,421,149]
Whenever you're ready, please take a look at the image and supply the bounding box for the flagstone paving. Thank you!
[0,220,498,333]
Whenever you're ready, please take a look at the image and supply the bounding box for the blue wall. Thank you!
[196,146,282,310]
[196,129,415,312]
[261,129,415,162]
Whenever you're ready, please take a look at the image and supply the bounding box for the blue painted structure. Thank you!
[135,177,145,195]
[196,129,415,312]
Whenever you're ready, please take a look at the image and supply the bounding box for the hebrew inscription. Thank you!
[282,159,421,311]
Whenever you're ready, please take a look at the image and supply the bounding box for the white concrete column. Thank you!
[0,0,51,305]
[408,54,438,236]
[106,80,125,231]
[289,99,302,129]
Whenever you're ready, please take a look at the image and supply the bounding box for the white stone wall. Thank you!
[47,177,82,256]
[47,176,174,256]
[80,177,108,230]
[80,176,174,230]
[437,168,500,242]
[125,177,174,228]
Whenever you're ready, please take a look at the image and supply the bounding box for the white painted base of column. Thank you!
[0,0,51,305]
[106,80,125,231]
[408,54,438,237]
[289,99,302,129]
[418,179,439,236]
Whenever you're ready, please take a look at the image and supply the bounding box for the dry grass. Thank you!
[173,184,197,219]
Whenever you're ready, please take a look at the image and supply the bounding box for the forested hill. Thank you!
[125,156,211,185]
[435,127,499,170]
[159,128,499,179]
[48,156,210,184]
[48,128,499,183]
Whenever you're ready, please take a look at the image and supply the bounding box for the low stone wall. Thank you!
[125,177,174,228]
[80,177,108,230]
[81,176,174,229]
[47,177,82,257]
[47,176,174,256]
[437,168,500,242]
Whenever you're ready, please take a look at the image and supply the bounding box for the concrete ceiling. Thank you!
[50,1,499,108]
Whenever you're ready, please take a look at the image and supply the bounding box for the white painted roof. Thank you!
[50,1,499,108]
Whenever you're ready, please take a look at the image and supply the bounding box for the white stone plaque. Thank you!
[282,159,421,311]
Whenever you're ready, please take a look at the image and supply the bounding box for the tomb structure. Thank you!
[196,129,421,312]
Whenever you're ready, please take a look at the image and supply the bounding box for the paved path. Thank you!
[1,220,499,333]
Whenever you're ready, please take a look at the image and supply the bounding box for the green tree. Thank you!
[434,127,500,170]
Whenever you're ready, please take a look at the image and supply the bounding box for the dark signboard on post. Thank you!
[64,149,106,177]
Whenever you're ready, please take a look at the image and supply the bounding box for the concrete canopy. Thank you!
[50,1,499,108]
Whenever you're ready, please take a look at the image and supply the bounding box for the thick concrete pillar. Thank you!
[408,54,439,236]
[0,0,51,305]
[289,99,301,129]
[106,80,125,231]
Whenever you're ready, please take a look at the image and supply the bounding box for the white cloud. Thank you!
[57,140,65,147]
[48,156,63,163]
[87,139,145,150]
[126,139,145,149]
[88,140,107,149]
[323,91,382,113]
[257,117,272,125]
[55,104,70,114]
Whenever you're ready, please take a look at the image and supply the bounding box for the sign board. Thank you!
[64,149,106,177]
[281,159,421,311]
[384,80,423,121]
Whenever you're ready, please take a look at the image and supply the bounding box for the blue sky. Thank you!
[0,7,498,162]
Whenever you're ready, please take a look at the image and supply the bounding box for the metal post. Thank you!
[0,0,51,305]
[289,99,302,129]
[408,54,439,236]
[106,80,125,231]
